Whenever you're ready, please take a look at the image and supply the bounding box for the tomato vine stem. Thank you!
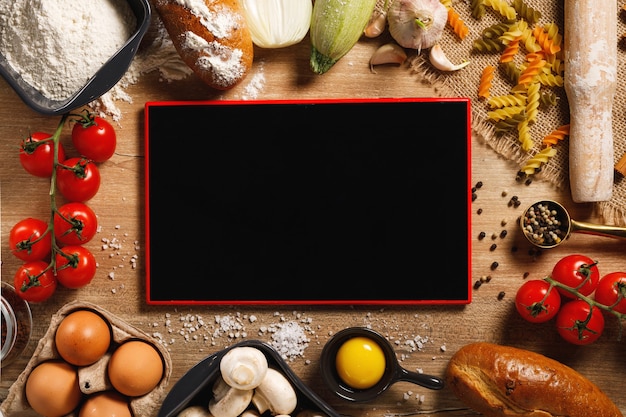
[544,276,625,341]
[45,113,70,275]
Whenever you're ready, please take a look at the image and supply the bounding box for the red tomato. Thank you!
[54,202,98,246]
[9,218,52,262]
[54,245,97,289]
[594,272,626,314]
[555,300,605,345]
[56,157,101,202]
[19,131,66,177]
[71,111,116,162]
[13,261,57,302]
[550,254,600,299]
[515,280,561,323]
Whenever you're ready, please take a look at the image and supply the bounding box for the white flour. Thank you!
[0,0,136,101]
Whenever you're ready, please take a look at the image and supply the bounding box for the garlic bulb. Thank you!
[242,0,312,48]
[387,0,448,53]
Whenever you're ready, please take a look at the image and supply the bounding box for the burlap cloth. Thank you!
[404,0,626,226]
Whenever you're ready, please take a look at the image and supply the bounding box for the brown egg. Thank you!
[55,309,112,366]
[79,390,132,417]
[25,360,82,417]
[108,340,164,396]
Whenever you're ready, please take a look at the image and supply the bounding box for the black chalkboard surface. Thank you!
[144,98,472,305]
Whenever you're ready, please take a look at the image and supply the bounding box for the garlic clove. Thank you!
[364,9,387,38]
[370,43,407,72]
[429,43,470,71]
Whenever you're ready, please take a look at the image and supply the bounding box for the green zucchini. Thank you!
[309,0,378,74]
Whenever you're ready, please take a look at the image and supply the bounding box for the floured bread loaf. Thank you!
[155,0,254,90]
[445,342,623,417]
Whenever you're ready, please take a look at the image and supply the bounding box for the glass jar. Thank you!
[1,281,32,367]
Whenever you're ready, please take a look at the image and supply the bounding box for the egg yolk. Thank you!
[335,336,386,389]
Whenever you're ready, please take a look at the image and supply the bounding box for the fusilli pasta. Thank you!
[525,82,540,124]
[539,90,558,107]
[512,0,541,25]
[517,119,533,151]
[473,38,505,53]
[516,56,546,85]
[470,0,486,19]
[487,93,526,108]
[483,0,517,20]
[499,38,520,62]
[478,65,496,99]
[501,61,521,84]
[494,112,527,132]
[542,124,570,146]
[532,23,562,55]
[447,7,469,39]
[488,105,526,122]
[519,146,557,175]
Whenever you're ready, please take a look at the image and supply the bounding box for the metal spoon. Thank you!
[520,200,626,249]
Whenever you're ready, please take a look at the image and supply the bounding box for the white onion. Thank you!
[242,0,312,49]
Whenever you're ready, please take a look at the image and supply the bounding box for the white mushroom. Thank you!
[208,375,254,417]
[296,410,328,417]
[251,368,297,416]
[240,410,261,417]
[177,405,214,417]
[220,347,269,390]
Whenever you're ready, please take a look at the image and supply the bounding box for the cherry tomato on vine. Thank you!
[56,157,101,202]
[9,218,52,262]
[54,202,98,246]
[54,245,97,289]
[551,254,600,299]
[515,280,562,323]
[13,261,57,302]
[19,131,66,177]
[71,111,116,162]
[594,272,626,314]
[555,300,604,345]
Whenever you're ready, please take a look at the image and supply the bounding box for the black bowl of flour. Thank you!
[0,0,151,115]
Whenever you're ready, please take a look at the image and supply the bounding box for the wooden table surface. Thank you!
[1,34,626,417]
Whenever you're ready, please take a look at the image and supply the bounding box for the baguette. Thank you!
[445,342,623,417]
[154,0,253,90]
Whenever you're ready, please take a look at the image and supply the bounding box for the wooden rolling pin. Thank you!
[563,0,617,202]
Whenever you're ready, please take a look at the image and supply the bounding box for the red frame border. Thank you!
[144,97,472,306]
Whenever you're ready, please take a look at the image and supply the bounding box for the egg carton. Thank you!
[0,300,172,417]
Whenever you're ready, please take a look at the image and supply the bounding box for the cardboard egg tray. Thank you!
[0,300,172,417]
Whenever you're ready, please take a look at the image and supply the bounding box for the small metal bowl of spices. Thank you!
[520,200,626,249]
[0,0,151,115]
[320,327,444,402]
[1,281,33,368]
